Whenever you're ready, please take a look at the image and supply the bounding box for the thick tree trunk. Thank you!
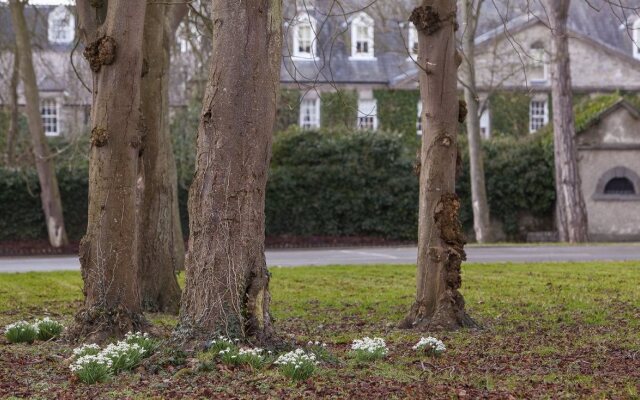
[9,0,68,247]
[5,46,19,166]
[399,0,476,331]
[73,0,147,342]
[543,0,589,243]
[138,1,186,314]
[178,0,283,344]
[461,0,491,243]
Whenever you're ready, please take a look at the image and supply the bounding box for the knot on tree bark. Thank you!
[458,99,468,123]
[83,36,117,73]
[435,193,466,248]
[90,127,108,147]
[89,0,104,8]
[409,5,456,35]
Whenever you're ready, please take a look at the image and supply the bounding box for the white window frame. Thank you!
[299,97,321,129]
[41,98,60,137]
[529,46,548,83]
[408,25,419,60]
[480,108,491,139]
[349,12,375,60]
[416,100,423,135]
[292,14,318,60]
[634,19,640,59]
[357,98,378,131]
[529,98,549,133]
[48,6,75,44]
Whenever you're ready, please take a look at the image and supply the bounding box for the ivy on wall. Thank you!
[320,90,358,129]
[488,92,532,137]
[373,89,420,141]
[275,89,300,132]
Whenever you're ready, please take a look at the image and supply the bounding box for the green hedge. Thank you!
[1,128,557,243]
[374,89,420,141]
[266,129,419,240]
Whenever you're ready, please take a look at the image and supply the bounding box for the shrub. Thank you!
[4,321,38,344]
[124,331,157,354]
[237,347,267,370]
[413,337,446,357]
[70,354,112,384]
[72,343,101,358]
[101,341,146,373]
[350,337,388,361]
[274,349,318,381]
[267,129,419,240]
[218,346,241,365]
[34,317,64,341]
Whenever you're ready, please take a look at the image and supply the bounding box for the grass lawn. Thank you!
[0,261,639,399]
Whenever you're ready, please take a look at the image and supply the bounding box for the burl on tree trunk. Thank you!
[72,0,148,342]
[177,0,283,345]
[399,0,476,331]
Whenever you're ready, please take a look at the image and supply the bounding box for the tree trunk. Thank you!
[138,1,186,314]
[543,0,589,243]
[461,0,491,243]
[399,0,476,331]
[5,46,19,166]
[177,0,283,344]
[73,0,147,342]
[9,0,68,247]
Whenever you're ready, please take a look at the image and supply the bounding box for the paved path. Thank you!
[0,244,638,273]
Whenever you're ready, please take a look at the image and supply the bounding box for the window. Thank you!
[416,100,423,135]
[529,99,548,133]
[350,13,375,60]
[528,43,548,83]
[604,178,635,195]
[408,25,419,59]
[299,97,320,129]
[595,167,640,200]
[357,98,378,130]
[634,19,640,60]
[48,6,75,44]
[480,109,491,139]
[41,99,59,137]
[292,14,317,59]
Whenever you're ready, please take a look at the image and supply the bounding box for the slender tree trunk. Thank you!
[138,1,186,314]
[399,0,476,331]
[6,46,19,166]
[73,0,147,342]
[9,0,68,247]
[461,0,491,243]
[543,0,589,243]
[178,0,283,344]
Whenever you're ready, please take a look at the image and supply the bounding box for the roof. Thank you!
[0,4,76,52]
[575,95,640,134]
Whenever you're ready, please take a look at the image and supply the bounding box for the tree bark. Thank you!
[5,45,19,166]
[543,0,589,243]
[73,0,147,342]
[177,0,283,344]
[399,0,476,331]
[460,0,491,243]
[8,0,68,247]
[138,1,186,314]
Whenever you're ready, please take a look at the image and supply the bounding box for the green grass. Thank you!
[0,261,639,398]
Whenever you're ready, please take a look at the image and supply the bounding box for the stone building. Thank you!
[577,99,640,241]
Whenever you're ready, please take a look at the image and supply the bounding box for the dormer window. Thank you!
[408,25,419,59]
[350,13,375,60]
[48,6,75,44]
[633,19,640,59]
[292,14,317,60]
[528,42,548,83]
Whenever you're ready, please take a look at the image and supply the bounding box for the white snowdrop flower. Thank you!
[413,336,446,355]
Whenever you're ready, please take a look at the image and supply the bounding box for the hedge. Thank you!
[266,129,419,240]
[1,128,557,243]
